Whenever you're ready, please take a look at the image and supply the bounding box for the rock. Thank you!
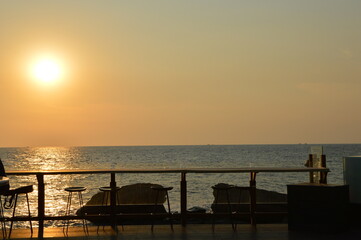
[211,183,288,223]
[187,206,206,213]
[85,183,166,206]
[212,183,287,203]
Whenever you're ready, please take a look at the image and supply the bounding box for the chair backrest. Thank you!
[0,158,10,193]
[0,158,6,177]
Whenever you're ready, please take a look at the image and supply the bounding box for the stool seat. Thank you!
[65,187,86,192]
[212,185,234,190]
[151,186,173,191]
[231,185,252,192]
[99,186,121,192]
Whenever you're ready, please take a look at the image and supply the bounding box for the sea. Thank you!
[0,144,360,228]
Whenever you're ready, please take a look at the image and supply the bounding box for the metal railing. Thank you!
[6,167,329,238]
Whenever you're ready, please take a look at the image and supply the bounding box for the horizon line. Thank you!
[1,142,361,149]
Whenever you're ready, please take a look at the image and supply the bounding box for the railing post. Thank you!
[110,172,118,232]
[180,171,187,227]
[250,172,257,226]
[36,173,45,239]
[320,155,327,184]
[308,154,314,183]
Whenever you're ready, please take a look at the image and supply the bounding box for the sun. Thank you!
[31,57,63,84]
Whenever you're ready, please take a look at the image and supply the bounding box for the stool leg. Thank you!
[8,194,18,239]
[97,191,108,234]
[104,192,109,206]
[103,192,110,232]
[63,192,72,235]
[234,188,242,230]
[116,190,120,205]
[116,190,124,231]
[151,190,160,231]
[0,197,7,239]
[249,188,253,225]
[78,192,88,236]
[226,189,235,231]
[212,190,219,231]
[25,193,33,235]
[165,191,173,231]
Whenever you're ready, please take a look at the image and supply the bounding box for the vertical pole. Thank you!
[250,172,257,226]
[180,172,187,227]
[110,173,118,232]
[110,172,117,233]
[36,173,45,239]
[308,154,314,183]
[320,155,327,184]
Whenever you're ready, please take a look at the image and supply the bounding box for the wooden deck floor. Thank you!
[7,224,361,240]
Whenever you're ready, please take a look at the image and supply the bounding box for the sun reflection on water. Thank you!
[4,147,103,228]
[16,147,82,170]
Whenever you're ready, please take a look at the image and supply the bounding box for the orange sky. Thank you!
[1,1,361,147]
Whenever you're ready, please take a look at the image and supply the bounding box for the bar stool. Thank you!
[232,186,252,230]
[3,185,33,238]
[97,186,122,233]
[151,186,173,231]
[63,187,88,236]
[99,186,121,206]
[211,184,235,231]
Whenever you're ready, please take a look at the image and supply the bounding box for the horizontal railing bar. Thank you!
[0,211,288,222]
[6,167,329,175]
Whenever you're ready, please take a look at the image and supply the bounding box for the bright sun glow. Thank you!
[31,57,63,84]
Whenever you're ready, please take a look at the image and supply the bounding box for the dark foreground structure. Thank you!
[8,224,361,240]
[5,167,360,239]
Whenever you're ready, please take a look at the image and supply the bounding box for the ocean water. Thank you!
[0,144,360,228]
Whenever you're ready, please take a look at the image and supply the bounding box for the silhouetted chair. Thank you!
[211,184,252,231]
[0,196,6,239]
[0,158,10,239]
[0,157,33,238]
[3,185,34,238]
[151,186,173,231]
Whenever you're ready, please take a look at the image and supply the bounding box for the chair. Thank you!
[2,185,34,238]
[151,186,173,231]
[211,184,252,231]
[0,158,8,239]
[0,196,6,239]
[0,158,33,238]
[0,178,10,239]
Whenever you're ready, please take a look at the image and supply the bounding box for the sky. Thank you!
[1,1,361,147]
